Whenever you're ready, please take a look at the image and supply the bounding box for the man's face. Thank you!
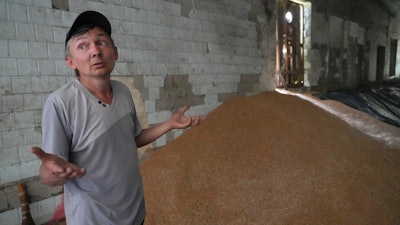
[65,27,118,78]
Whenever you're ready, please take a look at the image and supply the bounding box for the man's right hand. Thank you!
[31,147,86,186]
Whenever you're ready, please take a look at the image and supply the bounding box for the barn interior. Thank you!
[0,0,399,224]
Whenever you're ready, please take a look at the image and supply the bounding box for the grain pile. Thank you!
[140,91,400,225]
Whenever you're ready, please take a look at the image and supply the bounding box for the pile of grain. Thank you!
[140,91,400,225]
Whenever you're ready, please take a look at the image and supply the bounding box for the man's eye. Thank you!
[78,44,87,50]
[99,40,107,46]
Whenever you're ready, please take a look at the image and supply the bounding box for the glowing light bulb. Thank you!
[285,11,293,23]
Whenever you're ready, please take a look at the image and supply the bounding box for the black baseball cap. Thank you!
[65,11,111,48]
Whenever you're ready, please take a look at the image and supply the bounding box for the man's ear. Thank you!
[65,56,77,70]
[114,46,119,60]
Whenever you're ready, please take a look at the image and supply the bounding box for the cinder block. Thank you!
[18,59,38,76]
[145,100,156,113]
[3,95,24,112]
[143,50,155,62]
[15,22,35,40]
[3,129,25,149]
[53,26,67,43]
[114,62,128,75]
[0,39,9,57]
[33,0,52,8]
[55,59,71,75]
[14,111,35,129]
[18,144,36,162]
[143,0,155,11]
[158,14,175,28]
[0,164,22,185]
[47,43,64,59]
[0,193,8,212]
[34,110,42,127]
[35,24,53,42]
[0,21,16,39]
[38,193,56,215]
[118,48,134,62]
[0,113,14,132]
[49,76,67,90]
[163,1,181,16]
[154,134,166,147]
[0,147,19,167]
[69,0,85,12]
[12,76,32,93]
[148,11,162,25]
[24,125,40,145]
[31,76,50,93]
[125,35,137,48]
[173,129,183,139]
[0,98,4,114]
[192,42,207,53]
[20,160,40,179]
[148,63,159,75]
[54,194,62,205]
[45,185,62,197]
[38,60,55,76]
[155,51,172,63]
[0,2,6,21]
[27,6,46,24]
[125,7,138,21]
[144,75,164,88]
[204,94,218,104]
[27,183,47,203]
[45,8,63,26]
[192,83,214,95]
[30,197,55,224]
[127,63,139,75]
[138,62,149,75]
[29,41,47,59]
[112,33,125,48]
[0,77,12,96]
[0,58,18,76]
[140,22,155,37]
[147,110,171,124]
[112,4,125,20]
[0,208,20,225]
[132,0,144,9]
[7,3,28,22]
[172,40,184,52]
[148,87,160,100]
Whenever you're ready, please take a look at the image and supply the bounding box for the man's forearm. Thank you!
[135,121,172,148]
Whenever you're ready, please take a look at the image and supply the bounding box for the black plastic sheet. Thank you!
[314,80,400,127]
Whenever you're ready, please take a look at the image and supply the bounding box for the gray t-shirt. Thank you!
[42,79,145,225]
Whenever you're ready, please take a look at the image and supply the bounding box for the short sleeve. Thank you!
[42,97,72,161]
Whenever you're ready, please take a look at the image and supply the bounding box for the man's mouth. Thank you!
[92,62,105,68]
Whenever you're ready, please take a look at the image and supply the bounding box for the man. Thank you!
[31,11,205,225]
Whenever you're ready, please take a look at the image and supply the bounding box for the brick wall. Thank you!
[0,0,267,224]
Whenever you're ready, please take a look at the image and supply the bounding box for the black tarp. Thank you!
[314,80,400,127]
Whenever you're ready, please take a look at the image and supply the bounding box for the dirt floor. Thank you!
[140,91,400,225]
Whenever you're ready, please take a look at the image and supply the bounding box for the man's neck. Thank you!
[79,76,113,105]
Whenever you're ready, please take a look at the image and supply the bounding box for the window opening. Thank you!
[276,0,306,88]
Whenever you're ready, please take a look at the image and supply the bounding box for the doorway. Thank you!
[276,0,305,88]
[389,39,397,77]
[376,45,385,81]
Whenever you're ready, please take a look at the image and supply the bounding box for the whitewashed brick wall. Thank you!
[0,0,265,224]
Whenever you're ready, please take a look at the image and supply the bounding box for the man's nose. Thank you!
[91,44,102,57]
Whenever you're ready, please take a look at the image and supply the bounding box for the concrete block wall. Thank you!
[0,0,266,224]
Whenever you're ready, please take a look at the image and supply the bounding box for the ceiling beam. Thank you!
[375,0,398,16]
